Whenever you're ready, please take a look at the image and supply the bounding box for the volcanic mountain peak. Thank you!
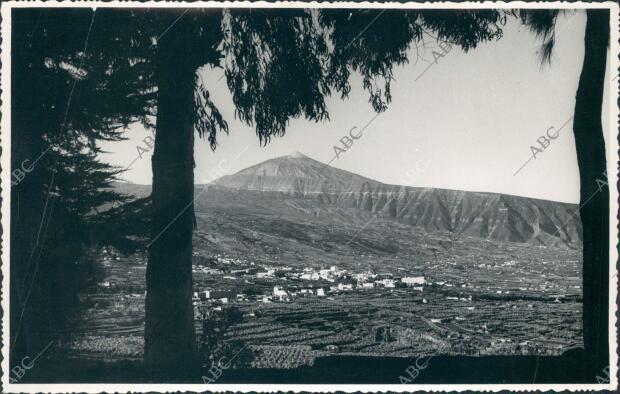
[288,151,307,159]
[234,152,325,177]
[212,152,376,192]
[113,154,582,247]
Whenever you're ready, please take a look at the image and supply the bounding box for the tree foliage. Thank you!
[515,9,561,65]
[10,8,155,360]
[217,9,505,145]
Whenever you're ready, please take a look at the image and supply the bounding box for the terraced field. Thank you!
[64,221,582,368]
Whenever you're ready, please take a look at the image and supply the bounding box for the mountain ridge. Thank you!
[208,153,581,247]
[114,152,582,248]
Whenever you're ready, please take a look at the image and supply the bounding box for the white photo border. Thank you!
[1,1,618,392]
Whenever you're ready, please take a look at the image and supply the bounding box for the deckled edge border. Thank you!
[0,1,617,393]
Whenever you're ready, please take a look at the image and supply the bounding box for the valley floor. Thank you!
[62,237,582,371]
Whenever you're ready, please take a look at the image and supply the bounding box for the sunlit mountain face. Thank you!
[196,152,582,248]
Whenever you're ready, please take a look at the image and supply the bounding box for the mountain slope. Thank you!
[113,152,581,250]
[207,152,581,247]
[212,151,380,195]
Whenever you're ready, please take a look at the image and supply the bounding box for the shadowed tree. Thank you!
[139,8,505,377]
[517,9,610,376]
[10,9,154,365]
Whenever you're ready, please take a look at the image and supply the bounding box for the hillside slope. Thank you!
[207,152,581,247]
[111,152,581,267]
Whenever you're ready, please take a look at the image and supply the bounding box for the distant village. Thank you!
[77,245,583,360]
[190,255,426,317]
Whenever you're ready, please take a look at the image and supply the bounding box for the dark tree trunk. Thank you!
[573,9,609,377]
[144,25,199,379]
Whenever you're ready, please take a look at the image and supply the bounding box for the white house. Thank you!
[378,279,395,288]
[257,270,274,278]
[300,272,320,280]
[402,276,425,286]
[273,286,287,299]
[319,269,331,279]
[317,288,325,296]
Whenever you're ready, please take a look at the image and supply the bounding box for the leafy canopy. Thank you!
[119,8,505,148]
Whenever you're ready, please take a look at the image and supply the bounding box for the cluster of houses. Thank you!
[260,265,426,290]
[191,267,426,309]
[188,257,428,318]
[267,273,426,301]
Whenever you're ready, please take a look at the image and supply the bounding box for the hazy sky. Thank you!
[100,10,612,204]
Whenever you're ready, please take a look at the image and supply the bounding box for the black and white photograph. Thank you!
[1,1,618,391]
